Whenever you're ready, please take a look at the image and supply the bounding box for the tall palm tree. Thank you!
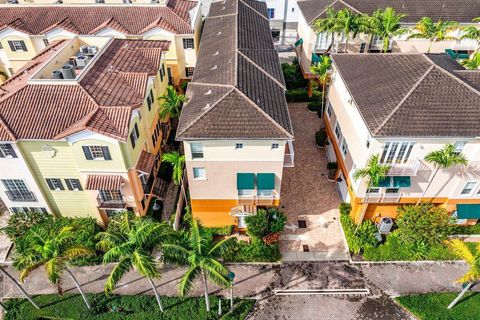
[335,9,359,53]
[353,154,391,228]
[0,267,40,310]
[96,213,173,312]
[312,7,339,53]
[460,25,480,53]
[162,151,185,185]
[461,52,480,69]
[13,225,94,309]
[408,17,459,53]
[445,239,480,309]
[416,144,468,205]
[158,85,186,120]
[371,7,408,52]
[162,218,236,312]
[310,55,331,117]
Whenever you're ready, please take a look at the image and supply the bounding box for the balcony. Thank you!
[385,159,422,176]
[5,190,37,202]
[96,195,125,208]
[365,191,402,203]
[284,140,294,167]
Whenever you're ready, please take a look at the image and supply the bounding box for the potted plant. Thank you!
[315,128,327,148]
[327,161,338,181]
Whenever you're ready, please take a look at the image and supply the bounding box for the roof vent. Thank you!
[61,64,76,79]
[51,70,63,79]
[204,90,212,95]
[221,6,225,10]
[211,65,218,70]
[203,103,211,110]
[213,51,219,56]
[442,3,446,8]
[217,31,222,35]
[402,4,406,8]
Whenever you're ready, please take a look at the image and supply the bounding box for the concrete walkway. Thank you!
[280,104,348,261]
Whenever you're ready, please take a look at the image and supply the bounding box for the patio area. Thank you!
[279,104,349,261]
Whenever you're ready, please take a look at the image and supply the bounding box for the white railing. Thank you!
[284,153,294,167]
[365,192,402,203]
[386,159,422,176]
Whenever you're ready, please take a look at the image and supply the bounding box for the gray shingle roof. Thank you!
[177,0,293,140]
[331,53,480,138]
[298,0,480,25]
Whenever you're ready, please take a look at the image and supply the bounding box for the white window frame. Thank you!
[380,141,415,164]
[238,189,254,196]
[271,143,279,149]
[235,143,243,150]
[340,138,348,158]
[191,143,204,159]
[89,146,107,160]
[185,67,195,77]
[0,144,16,158]
[334,122,342,141]
[183,38,195,49]
[453,141,466,154]
[193,167,206,180]
[460,181,478,196]
[258,189,273,197]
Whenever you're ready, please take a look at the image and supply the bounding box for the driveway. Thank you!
[280,104,348,261]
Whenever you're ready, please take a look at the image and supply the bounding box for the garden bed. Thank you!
[4,294,255,320]
[396,292,480,320]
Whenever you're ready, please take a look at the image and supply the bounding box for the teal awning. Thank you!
[295,38,303,47]
[393,176,411,188]
[457,204,480,219]
[377,177,392,188]
[257,173,275,190]
[237,173,254,190]
[311,53,322,63]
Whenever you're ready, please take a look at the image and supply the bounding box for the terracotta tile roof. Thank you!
[136,150,156,174]
[331,53,480,137]
[298,0,480,25]
[85,174,124,190]
[177,0,293,141]
[0,2,197,35]
[0,38,169,142]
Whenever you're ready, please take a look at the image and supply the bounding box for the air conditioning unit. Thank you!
[67,57,77,67]
[75,55,90,68]
[87,46,98,55]
[51,70,63,79]
[61,64,76,79]
[7,0,19,4]
[80,45,89,54]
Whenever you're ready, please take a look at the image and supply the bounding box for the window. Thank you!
[185,67,194,77]
[65,178,82,191]
[367,187,380,194]
[42,39,49,47]
[10,207,47,214]
[146,90,154,111]
[193,167,206,180]
[8,40,27,52]
[326,101,332,118]
[454,141,466,154]
[267,8,275,19]
[182,38,195,49]
[2,179,36,202]
[258,189,273,196]
[238,189,254,196]
[334,122,342,140]
[45,178,64,191]
[359,43,366,53]
[191,143,203,159]
[0,144,17,158]
[235,143,243,150]
[82,146,112,160]
[99,190,122,202]
[461,182,478,196]
[272,143,279,149]
[380,142,415,164]
[130,123,140,149]
[340,138,348,158]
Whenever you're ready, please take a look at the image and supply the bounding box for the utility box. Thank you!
[378,217,393,234]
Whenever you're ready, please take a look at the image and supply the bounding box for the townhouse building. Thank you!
[296,0,480,78]
[176,0,294,228]
[325,52,480,225]
[0,36,172,223]
[0,2,201,83]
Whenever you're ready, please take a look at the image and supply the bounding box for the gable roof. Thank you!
[0,38,169,142]
[298,0,480,25]
[331,53,480,138]
[176,0,293,141]
[0,2,197,36]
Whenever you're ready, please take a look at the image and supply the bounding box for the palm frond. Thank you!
[19,260,45,283]
[162,243,191,265]
[200,259,231,289]
[178,265,201,296]
[45,257,64,284]
[104,258,132,294]
[64,247,94,260]
[208,237,237,258]
[102,245,130,263]
[446,239,475,265]
[131,250,161,279]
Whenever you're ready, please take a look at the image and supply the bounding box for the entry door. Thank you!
[167,67,173,85]
[337,174,350,202]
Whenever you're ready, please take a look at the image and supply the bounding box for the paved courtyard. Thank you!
[280,104,348,261]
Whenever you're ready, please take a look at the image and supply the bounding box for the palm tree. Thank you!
[312,7,339,53]
[158,85,186,120]
[407,17,459,53]
[162,218,236,312]
[445,239,480,309]
[460,25,480,53]
[13,225,94,309]
[335,9,360,53]
[0,267,40,310]
[96,213,173,312]
[310,55,331,117]
[461,52,480,69]
[416,144,468,205]
[162,151,185,185]
[353,154,391,228]
[371,7,408,52]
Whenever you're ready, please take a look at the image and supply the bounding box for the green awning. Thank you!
[393,176,411,188]
[312,53,322,64]
[237,173,254,190]
[257,173,275,190]
[457,204,480,219]
[295,38,303,47]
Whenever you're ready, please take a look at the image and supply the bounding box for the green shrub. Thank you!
[224,238,281,262]
[285,89,310,102]
[207,225,234,236]
[1,210,52,241]
[339,202,352,216]
[340,212,378,255]
[245,208,286,239]
[315,129,327,147]
[281,59,308,90]
[307,101,322,112]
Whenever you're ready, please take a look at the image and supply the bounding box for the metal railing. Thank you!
[96,195,125,208]
[365,192,402,203]
[386,159,422,176]
[5,190,37,202]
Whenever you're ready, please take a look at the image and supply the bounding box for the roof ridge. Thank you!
[176,87,236,137]
[373,65,435,135]
[53,106,99,139]
[338,0,362,14]
[237,50,285,90]
[234,0,239,87]
[206,12,238,19]
[233,87,294,139]
[239,0,269,21]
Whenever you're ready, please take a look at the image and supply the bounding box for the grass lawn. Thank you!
[4,293,255,320]
[396,292,480,320]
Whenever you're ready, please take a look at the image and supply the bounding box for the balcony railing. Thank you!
[385,159,422,176]
[97,195,125,208]
[237,195,276,206]
[5,190,37,202]
[365,192,402,203]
